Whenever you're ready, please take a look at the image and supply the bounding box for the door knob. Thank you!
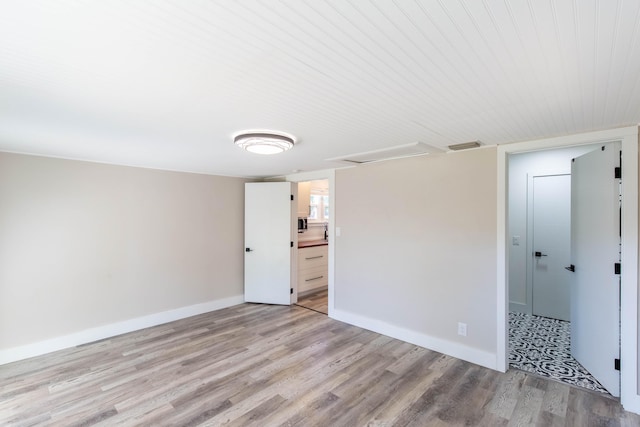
[534,251,548,257]
[565,264,575,272]
[245,248,253,252]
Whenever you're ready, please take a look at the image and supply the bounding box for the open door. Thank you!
[245,182,296,305]
[570,143,620,397]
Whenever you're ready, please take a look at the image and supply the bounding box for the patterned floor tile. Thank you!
[509,311,609,395]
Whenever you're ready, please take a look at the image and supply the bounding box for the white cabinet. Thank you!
[298,245,328,294]
[297,181,310,217]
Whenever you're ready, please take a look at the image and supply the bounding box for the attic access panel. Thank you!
[326,142,444,165]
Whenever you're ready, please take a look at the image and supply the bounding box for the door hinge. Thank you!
[615,263,621,275]
[615,358,620,371]
[290,241,294,248]
[290,288,293,295]
[615,167,621,179]
[291,194,294,201]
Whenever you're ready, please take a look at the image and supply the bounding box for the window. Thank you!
[309,194,329,222]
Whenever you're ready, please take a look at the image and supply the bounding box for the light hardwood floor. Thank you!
[1,303,639,426]
[295,288,328,315]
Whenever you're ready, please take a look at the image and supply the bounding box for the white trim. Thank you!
[525,173,536,316]
[0,295,244,365]
[497,143,508,372]
[509,301,528,314]
[620,133,639,413]
[497,125,640,413]
[332,309,496,370]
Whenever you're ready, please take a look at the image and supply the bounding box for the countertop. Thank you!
[298,239,328,248]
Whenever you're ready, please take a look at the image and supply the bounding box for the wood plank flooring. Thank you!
[1,303,639,426]
[295,288,328,315]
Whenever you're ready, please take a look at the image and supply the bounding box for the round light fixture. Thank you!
[233,131,295,155]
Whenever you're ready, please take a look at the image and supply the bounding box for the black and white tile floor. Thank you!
[509,311,609,395]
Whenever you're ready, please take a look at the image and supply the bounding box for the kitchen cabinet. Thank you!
[297,181,310,217]
[298,244,328,294]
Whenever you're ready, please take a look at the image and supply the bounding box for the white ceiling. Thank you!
[1,1,639,178]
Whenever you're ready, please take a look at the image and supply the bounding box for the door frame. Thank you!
[497,126,639,412]
[284,169,336,316]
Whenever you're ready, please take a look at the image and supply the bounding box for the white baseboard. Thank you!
[621,394,640,415]
[508,301,530,314]
[0,294,244,365]
[331,308,497,370]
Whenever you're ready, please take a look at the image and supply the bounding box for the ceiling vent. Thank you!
[448,141,482,151]
[327,142,444,165]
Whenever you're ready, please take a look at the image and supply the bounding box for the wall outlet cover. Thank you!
[457,322,467,337]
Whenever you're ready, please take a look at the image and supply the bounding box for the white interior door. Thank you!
[532,174,571,321]
[570,143,620,397]
[245,182,295,305]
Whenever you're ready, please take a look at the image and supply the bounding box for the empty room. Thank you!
[1,1,640,426]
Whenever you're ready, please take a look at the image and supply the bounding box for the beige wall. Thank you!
[335,147,498,355]
[0,153,247,350]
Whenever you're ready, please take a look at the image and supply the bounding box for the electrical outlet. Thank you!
[458,322,467,337]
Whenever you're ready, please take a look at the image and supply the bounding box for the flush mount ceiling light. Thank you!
[233,131,295,155]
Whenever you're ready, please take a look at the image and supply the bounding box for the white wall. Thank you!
[333,148,498,368]
[0,152,247,361]
[508,145,599,313]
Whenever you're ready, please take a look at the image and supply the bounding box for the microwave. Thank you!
[298,217,308,231]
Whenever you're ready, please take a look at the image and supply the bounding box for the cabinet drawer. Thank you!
[298,266,328,293]
[298,245,328,269]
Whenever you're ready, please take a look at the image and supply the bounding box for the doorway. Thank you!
[294,179,330,315]
[498,126,638,410]
[507,144,617,395]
